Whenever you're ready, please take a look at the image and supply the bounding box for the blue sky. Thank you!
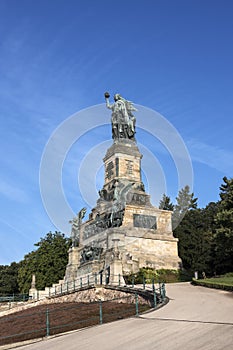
[0,0,233,265]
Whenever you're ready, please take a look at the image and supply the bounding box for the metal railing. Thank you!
[30,273,166,302]
[0,294,29,302]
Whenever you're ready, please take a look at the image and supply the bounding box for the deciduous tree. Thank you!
[0,262,20,294]
[18,232,71,293]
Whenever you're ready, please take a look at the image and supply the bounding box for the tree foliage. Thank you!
[18,232,71,293]
[213,177,233,274]
[159,194,174,211]
[0,262,20,294]
[174,202,219,274]
[172,185,197,229]
[158,185,228,276]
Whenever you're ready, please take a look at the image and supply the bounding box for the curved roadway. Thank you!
[16,283,233,350]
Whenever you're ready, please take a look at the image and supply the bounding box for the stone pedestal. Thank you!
[109,258,125,285]
[64,136,181,283]
[29,274,37,299]
[64,247,80,282]
[108,238,125,285]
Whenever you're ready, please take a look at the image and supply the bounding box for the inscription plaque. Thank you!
[133,214,157,229]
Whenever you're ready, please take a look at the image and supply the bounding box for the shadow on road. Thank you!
[138,316,233,326]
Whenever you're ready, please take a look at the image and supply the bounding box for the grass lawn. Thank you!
[193,273,233,291]
[203,275,233,286]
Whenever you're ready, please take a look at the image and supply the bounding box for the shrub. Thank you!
[124,268,192,284]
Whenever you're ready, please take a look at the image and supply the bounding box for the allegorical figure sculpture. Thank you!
[69,207,87,247]
[104,92,137,140]
[110,181,134,227]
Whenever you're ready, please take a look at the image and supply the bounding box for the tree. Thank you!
[174,202,218,275]
[159,194,174,211]
[213,177,233,274]
[0,262,20,294]
[172,185,197,230]
[18,232,71,293]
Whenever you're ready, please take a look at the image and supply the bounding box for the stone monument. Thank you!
[64,93,181,284]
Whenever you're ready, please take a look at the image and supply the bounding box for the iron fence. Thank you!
[30,273,166,301]
[0,294,29,302]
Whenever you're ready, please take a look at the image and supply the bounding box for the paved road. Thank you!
[16,283,233,350]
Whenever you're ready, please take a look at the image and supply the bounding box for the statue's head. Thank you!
[114,94,121,101]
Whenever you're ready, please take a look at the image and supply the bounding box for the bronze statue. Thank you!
[104,92,137,140]
[69,207,86,247]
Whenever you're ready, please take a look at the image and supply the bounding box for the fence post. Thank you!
[88,275,90,286]
[118,274,121,286]
[132,276,135,288]
[135,293,139,317]
[100,271,103,285]
[99,300,103,325]
[95,273,97,284]
[80,277,82,288]
[152,278,155,292]
[153,291,157,308]
[161,283,166,301]
[46,308,50,337]
[142,276,145,290]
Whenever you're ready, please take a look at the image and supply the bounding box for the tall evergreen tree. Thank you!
[18,232,71,293]
[213,177,233,274]
[159,194,174,211]
[172,185,197,229]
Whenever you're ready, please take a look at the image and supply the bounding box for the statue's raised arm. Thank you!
[104,92,137,141]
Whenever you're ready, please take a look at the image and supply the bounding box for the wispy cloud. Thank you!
[187,138,233,175]
[0,179,29,203]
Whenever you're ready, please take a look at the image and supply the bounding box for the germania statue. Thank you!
[104,92,137,141]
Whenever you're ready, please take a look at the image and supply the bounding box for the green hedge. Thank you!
[192,279,233,292]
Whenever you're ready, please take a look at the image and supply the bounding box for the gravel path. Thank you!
[12,283,233,350]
